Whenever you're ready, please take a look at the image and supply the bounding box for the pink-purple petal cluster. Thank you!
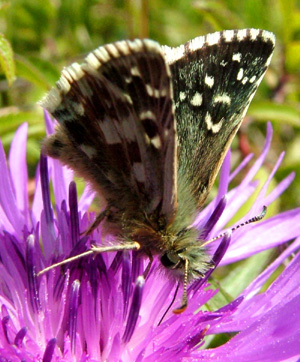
[0,115,300,361]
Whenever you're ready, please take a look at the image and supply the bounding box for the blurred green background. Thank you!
[0,0,299,211]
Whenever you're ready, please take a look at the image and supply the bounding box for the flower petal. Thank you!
[8,123,29,225]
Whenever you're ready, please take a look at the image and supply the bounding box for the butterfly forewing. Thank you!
[41,39,177,223]
[162,29,275,207]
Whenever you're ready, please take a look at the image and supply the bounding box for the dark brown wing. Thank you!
[163,29,275,207]
[41,39,177,222]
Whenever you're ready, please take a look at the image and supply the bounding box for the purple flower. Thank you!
[0,114,300,361]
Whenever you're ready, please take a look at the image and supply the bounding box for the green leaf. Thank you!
[286,41,300,73]
[279,0,296,43]
[283,135,300,168]
[248,101,300,127]
[0,107,42,135]
[222,249,276,298]
[15,54,52,90]
[0,33,16,86]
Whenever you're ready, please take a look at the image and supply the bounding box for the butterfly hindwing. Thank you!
[163,29,275,207]
[41,39,177,221]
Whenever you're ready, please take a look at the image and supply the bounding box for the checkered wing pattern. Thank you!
[41,39,177,222]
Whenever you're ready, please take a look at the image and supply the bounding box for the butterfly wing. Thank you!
[163,29,275,207]
[41,39,177,223]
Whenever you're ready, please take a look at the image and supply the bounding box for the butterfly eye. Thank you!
[160,251,182,269]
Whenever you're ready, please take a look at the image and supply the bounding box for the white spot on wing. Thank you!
[143,39,161,53]
[206,32,222,46]
[237,29,247,41]
[250,29,260,40]
[57,75,71,93]
[67,63,84,81]
[242,77,248,85]
[86,52,101,69]
[223,30,234,42]
[128,39,143,52]
[105,43,120,58]
[139,110,156,120]
[116,40,130,55]
[190,92,203,106]
[146,85,156,97]
[262,30,276,45]
[237,68,244,81]
[249,75,257,83]
[123,93,133,104]
[146,84,166,98]
[61,69,73,83]
[125,76,132,83]
[232,53,242,62]
[94,46,110,63]
[131,66,141,77]
[179,92,186,101]
[213,94,231,104]
[162,38,192,64]
[150,135,162,149]
[205,112,223,133]
[205,75,214,88]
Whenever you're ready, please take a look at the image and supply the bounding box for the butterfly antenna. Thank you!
[37,242,140,277]
[202,205,267,247]
[173,258,189,314]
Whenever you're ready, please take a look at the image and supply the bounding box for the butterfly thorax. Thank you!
[105,202,212,281]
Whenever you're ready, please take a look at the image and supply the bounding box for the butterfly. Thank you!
[40,29,275,312]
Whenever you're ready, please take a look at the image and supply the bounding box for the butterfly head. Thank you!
[160,226,212,281]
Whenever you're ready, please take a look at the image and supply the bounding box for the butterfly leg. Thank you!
[143,254,154,279]
[82,207,112,236]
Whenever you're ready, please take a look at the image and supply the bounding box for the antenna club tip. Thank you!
[173,304,187,314]
[134,241,141,250]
